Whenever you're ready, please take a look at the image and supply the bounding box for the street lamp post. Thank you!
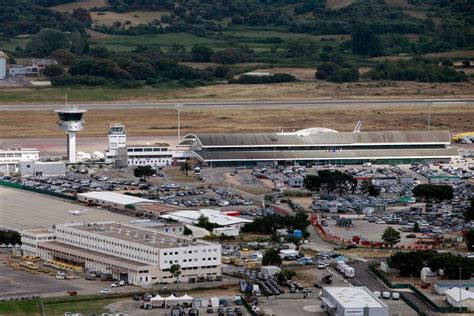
[271,135,279,190]
[175,103,183,143]
[459,267,462,312]
[428,101,432,131]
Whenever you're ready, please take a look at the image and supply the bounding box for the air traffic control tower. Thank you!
[55,106,87,163]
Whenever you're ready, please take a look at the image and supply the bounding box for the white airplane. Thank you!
[69,209,87,216]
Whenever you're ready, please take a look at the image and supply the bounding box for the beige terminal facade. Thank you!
[22,221,221,287]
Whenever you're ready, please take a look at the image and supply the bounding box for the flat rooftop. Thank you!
[62,222,211,249]
[324,286,387,309]
[78,191,157,205]
[161,209,252,226]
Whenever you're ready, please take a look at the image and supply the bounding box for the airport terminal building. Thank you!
[178,130,458,166]
[22,222,221,287]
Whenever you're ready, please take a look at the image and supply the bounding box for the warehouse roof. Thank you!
[445,287,474,303]
[195,147,459,161]
[78,191,156,205]
[161,209,252,226]
[324,286,387,309]
[182,131,451,148]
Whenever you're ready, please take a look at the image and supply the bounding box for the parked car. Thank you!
[100,288,111,294]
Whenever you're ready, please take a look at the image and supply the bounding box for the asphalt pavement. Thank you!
[0,98,472,111]
[351,261,438,316]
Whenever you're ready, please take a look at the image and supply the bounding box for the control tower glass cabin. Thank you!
[54,107,87,163]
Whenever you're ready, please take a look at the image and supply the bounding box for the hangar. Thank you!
[178,130,458,166]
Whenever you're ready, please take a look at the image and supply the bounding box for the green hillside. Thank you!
[0,0,472,90]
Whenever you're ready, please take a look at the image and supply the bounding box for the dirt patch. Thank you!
[91,11,167,28]
[180,62,266,70]
[86,29,112,40]
[0,103,473,139]
[385,0,414,8]
[326,0,353,9]
[423,50,474,59]
[51,0,108,12]
[257,67,316,81]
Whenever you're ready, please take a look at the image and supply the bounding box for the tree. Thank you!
[413,184,454,202]
[466,230,474,251]
[304,174,322,192]
[465,199,474,221]
[70,30,89,54]
[26,28,70,57]
[197,216,220,231]
[180,161,191,176]
[262,249,282,266]
[50,49,75,65]
[351,23,384,57]
[169,263,182,294]
[366,184,380,196]
[382,226,401,247]
[133,165,154,181]
[192,45,214,62]
[183,226,193,235]
[43,64,65,78]
[72,8,92,26]
[413,223,421,233]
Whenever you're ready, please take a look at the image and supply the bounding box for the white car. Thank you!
[392,292,400,300]
[382,291,391,299]
[376,220,386,224]
[318,263,328,269]
[119,280,126,286]
[373,291,381,298]
[111,282,119,288]
[100,289,111,294]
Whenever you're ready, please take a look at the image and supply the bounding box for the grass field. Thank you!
[0,299,41,315]
[90,11,168,28]
[90,32,227,51]
[0,103,472,139]
[1,81,473,104]
[43,298,119,315]
[50,0,108,12]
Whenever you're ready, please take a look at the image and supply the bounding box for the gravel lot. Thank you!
[325,220,414,246]
[0,186,135,231]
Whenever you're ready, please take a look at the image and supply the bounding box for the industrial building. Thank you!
[127,145,173,167]
[77,191,158,211]
[0,148,39,175]
[104,123,174,167]
[321,286,389,316]
[0,51,7,79]
[21,221,222,286]
[445,288,474,311]
[160,209,252,233]
[178,130,458,166]
[20,161,66,177]
[434,280,474,294]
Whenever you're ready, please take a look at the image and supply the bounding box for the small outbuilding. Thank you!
[445,287,474,311]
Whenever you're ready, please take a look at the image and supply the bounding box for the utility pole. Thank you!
[459,267,462,312]
[271,135,279,191]
[175,103,183,143]
[428,101,432,131]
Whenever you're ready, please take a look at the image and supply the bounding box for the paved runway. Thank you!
[0,186,135,231]
[0,98,471,112]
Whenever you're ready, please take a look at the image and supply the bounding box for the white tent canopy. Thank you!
[151,294,164,302]
[180,294,193,303]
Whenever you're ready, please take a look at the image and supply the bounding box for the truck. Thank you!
[336,260,346,272]
[343,266,355,278]
[253,284,261,296]
[452,132,474,144]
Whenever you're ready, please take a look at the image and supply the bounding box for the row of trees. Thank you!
[387,250,474,279]
[366,58,468,82]
[412,184,454,201]
[229,74,296,84]
[241,213,310,238]
[0,230,21,245]
[304,170,357,195]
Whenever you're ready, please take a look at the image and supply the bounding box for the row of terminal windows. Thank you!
[163,249,218,256]
[0,153,22,158]
[164,257,217,264]
[128,148,169,152]
[128,155,172,159]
